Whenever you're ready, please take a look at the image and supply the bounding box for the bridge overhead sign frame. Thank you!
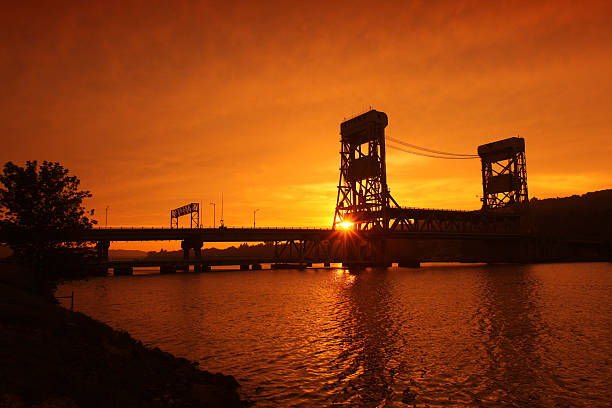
[170,203,200,229]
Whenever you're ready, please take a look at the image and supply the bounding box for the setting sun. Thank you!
[338,221,354,230]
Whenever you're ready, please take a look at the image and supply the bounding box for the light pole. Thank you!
[105,206,109,228]
[253,208,259,228]
[209,202,216,228]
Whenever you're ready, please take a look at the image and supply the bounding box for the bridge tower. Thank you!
[333,109,397,231]
[478,137,528,210]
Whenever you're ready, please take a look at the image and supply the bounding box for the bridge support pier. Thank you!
[181,239,204,261]
[160,265,176,274]
[96,240,110,262]
[252,263,262,270]
[114,266,133,276]
[240,264,250,271]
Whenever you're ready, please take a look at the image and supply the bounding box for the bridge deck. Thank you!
[1,226,525,244]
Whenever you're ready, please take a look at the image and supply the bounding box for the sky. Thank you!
[1,0,611,250]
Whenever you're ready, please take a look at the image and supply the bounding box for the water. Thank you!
[57,263,612,407]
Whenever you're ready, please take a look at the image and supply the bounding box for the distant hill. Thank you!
[108,249,148,261]
[145,243,275,261]
[530,189,612,241]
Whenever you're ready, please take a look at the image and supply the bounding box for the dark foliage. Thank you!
[530,189,612,240]
[145,242,275,261]
[0,161,99,291]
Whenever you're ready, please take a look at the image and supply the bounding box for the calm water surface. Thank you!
[58,263,612,407]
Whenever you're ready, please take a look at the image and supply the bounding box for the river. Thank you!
[57,262,612,407]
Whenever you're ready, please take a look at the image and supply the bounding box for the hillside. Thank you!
[108,249,148,261]
[530,189,612,241]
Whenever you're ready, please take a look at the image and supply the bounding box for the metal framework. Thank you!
[478,137,528,210]
[332,110,527,246]
[170,203,200,229]
[273,236,343,263]
[333,110,399,231]
[386,207,520,234]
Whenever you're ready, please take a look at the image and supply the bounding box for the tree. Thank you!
[0,161,98,290]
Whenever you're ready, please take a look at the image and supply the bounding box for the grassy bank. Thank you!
[0,263,245,407]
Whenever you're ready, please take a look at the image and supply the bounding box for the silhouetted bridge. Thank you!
[3,110,606,273]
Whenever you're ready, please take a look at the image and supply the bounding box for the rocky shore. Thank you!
[0,273,245,407]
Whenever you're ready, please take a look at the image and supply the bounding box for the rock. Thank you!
[192,383,242,408]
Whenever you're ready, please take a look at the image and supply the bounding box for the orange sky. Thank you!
[1,0,611,250]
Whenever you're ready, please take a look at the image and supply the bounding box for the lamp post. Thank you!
[253,208,259,229]
[209,202,216,228]
[105,206,109,228]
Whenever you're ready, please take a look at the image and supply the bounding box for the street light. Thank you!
[105,206,110,228]
[253,208,260,229]
[209,202,216,228]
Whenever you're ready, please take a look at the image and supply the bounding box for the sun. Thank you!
[338,221,354,230]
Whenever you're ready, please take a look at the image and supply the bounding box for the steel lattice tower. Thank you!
[333,110,397,231]
[478,137,528,210]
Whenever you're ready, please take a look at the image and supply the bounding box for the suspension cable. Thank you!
[387,143,479,160]
[387,136,479,158]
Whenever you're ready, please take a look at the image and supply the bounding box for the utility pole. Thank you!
[209,202,216,228]
[105,206,109,228]
[220,193,224,227]
[253,208,259,228]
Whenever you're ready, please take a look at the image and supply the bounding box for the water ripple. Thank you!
[58,263,612,407]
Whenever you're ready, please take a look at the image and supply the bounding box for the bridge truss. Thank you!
[331,109,527,263]
[0,109,539,271]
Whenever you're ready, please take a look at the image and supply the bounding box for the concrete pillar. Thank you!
[240,264,250,270]
[160,265,176,274]
[251,264,262,270]
[193,264,202,273]
[181,240,190,261]
[114,266,133,276]
[182,239,203,261]
[323,262,331,267]
[96,240,110,261]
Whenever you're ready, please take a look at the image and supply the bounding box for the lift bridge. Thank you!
[3,110,534,273]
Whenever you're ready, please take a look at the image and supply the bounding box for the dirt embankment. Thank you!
[0,268,246,407]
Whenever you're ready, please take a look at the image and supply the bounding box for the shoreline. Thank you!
[0,272,247,407]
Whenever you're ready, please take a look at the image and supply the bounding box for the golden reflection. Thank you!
[333,268,356,285]
[330,269,397,405]
[477,265,545,407]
